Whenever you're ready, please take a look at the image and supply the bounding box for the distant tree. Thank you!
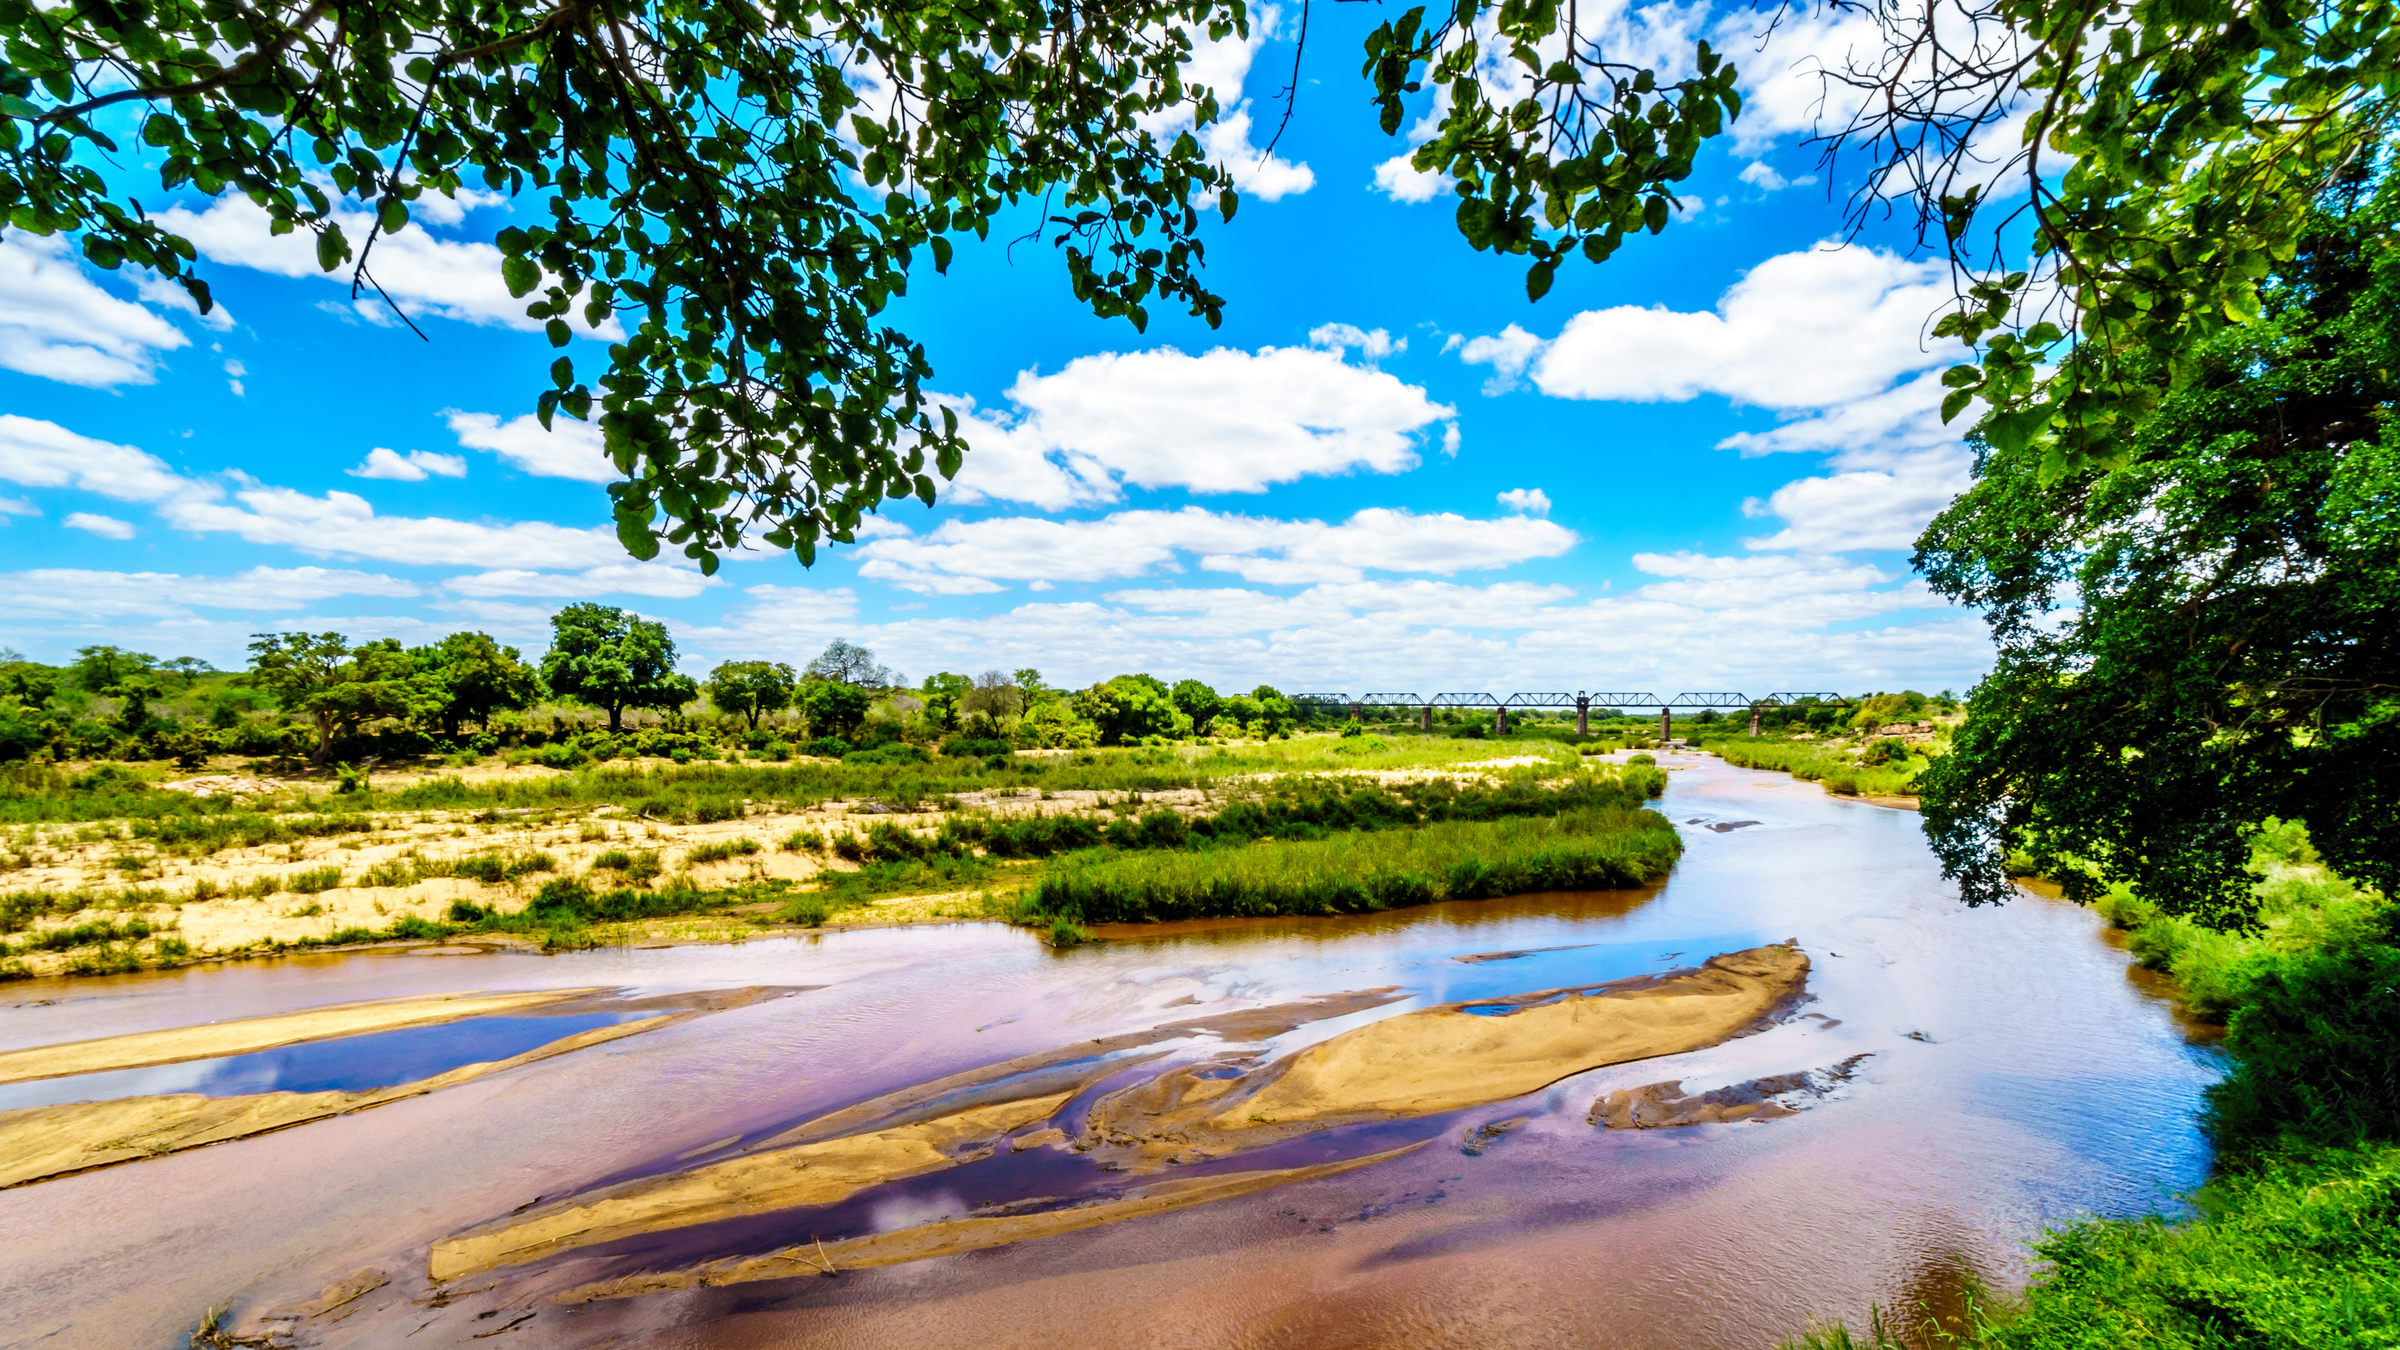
[1219,693,1264,735]
[247,632,422,765]
[1249,685,1296,738]
[797,678,873,739]
[1169,679,1221,735]
[962,669,1024,722]
[539,604,698,733]
[1075,676,1189,746]
[707,660,798,730]
[806,639,896,688]
[158,656,217,688]
[70,645,156,693]
[1014,669,1055,707]
[0,661,56,708]
[917,672,972,733]
[411,632,540,738]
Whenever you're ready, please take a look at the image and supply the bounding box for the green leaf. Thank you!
[502,256,540,298]
[546,318,572,347]
[1940,388,1974,423]
[377,198,407,234]
[314,223,349,273]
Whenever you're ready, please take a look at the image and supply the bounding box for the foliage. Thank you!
[2206,914,2400,1148]
[410,631,539,736]
[705,660,796,730]
[538,604,698,733]
[804,640,897,689]
[1170,679,1222,735]
[795,677,873,740]
[70,645,155,693]
[1917,188,2400,927]
[246,632,423,765]
[1075,675,1190,746]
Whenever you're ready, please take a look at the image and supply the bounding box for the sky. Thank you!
[0,1,1998,698]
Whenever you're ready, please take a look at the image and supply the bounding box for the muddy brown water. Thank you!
[0,755,2222,1348]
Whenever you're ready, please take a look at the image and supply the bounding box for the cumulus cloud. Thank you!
[1741,446,1975,553]
[1462,245,1954,408]
[1459,325,1543,394]
[62,512,136,540]
[349,447,468,481]
[160,481,624,569]
[445,563,720,600]
[0,234,192,387]
[443,409,616,483]
[1146,6,1315,200]
[853,505,1575,593]
[0,566,419,619]
[0,415,194,503]
[157,196,625,339]
[944,345,1454,508]
[1496,488,1552,516]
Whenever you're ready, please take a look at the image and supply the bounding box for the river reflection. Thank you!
[0,754,2223,1349]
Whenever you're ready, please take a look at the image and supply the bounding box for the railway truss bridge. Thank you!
[1282,691,1856,741]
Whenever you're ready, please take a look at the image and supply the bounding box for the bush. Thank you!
[941,736,1012,758]
[686,837,762,865]
[2207,923,2400,1147]
[446,899,488,922]
[778,894,834,927]
[844,743,930,766]
[781,829,826,854]
[287,866,342,894]
[387,915,445,940]
[803,737,852,758]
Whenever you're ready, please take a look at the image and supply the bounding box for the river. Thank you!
[0,754,2224,1348]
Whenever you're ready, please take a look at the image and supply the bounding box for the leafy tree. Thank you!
[246,632,423,765]
[1915,182,2400,929]
[961,669,1024,721]
[1075,675,1189,746]
[1170,679,1221,735]
[538,604,698,733]
[70,645,155,693]
[158,656,217,688]
[796,678,873,740]
[707,660,797,730]
[1219,693,1263,735]
[411,631,540,737]
[1249,685,1295,738]
[0,661,56,708]
[805,639,895,689]
[918,672,972,733]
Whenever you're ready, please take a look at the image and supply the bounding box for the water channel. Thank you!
[0,754,2225,1348]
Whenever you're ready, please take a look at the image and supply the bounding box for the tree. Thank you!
[5,0,1750,574]
[411,631,539,737]
[158,656,217,688]
[962,669,1023,722]
[1169,679,1222,736]
[805,639,896,689]
[1249,685,1296,738]
[247,632,422,765]
[796,678,872,740]
[1075,675,1189,746]
[539,604,697,733]
[70,646,156,693]
[1915,182,2400,930]
[918,672,972,733]
[707,660,797,730]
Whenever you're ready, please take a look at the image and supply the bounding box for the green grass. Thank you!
[1025,805,1682,924]
[685,837,762,865]
[1703,736,1927,797]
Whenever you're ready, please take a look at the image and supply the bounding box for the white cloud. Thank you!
[675,584,863,654]
[349,447,469,481]
[1741,445,1975,553]
[160,481,624,569]
[131,271,235,331]
[1372,152,1452,204]
[443,409,616,483]
[1715,371,1960,462]
[0,566,419,618]
[157,196,625,339]
[1458,325,1543,394]
[945,345,1454,507]
[1144,6,1315,201]
[0,415,194,503]
[0,234,191,387]
[0,496,36,518]
[1306,323,1404,360]
[1496,488,1551,516]
[1466,244,1955,408]
[1736,161,1818,193]
[854,505,1575,593]
[445,563,719,600]
[61,512,136,540]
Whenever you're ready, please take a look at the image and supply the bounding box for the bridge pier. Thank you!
[1575,695,1589,736]
[1660,707,1672,745]
[1749,706,1762,737]
[1496,707,1509,735]
[1419,704,1431,731]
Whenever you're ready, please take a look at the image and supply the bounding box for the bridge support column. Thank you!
[1575,696,1589,736]
[1495,708,1509,735]
[1660,707,1672,745]
[1349,701,1360,723]
[1419,705,1431,731]
[1749,706,1761,738]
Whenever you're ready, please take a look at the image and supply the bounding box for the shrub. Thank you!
[778,894,834,927]
[844,743,930,766]
[188,877,220,902]
[424,851,555,884]
[803,737,852,758]
[591,848,633,870]
[288,866,342,894]
[446,899,489,922]
[686,837,762,865]
[2207,923,2400,1147]
[358,858,417,888]
[388,915,445,940]
[941,736,1012,759]
[153,935,190,959]
[781,828,826,854]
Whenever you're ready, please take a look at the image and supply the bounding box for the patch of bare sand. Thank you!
[0,988,601,1084]
[0,1016,666,1189]
[1082,945,1810,1166]
[429,1095,1070,1281]
[551,1142,1431,1301]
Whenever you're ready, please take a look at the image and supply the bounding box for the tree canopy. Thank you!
[1915,176,2400,930]
[246,631,423,764]
[412,631,541,736]
[538,603,698,731]
[706,659,797,729]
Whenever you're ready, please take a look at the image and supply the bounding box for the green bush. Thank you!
[844,743,930,766]
[686,837,761,865]
[287,865,342,894]
[2207,923,2400,1147]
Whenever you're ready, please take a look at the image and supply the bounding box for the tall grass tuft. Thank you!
[1029,806,1680,924]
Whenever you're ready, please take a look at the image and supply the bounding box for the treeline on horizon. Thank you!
[0,605,1957,773]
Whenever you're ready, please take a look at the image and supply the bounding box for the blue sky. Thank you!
[0,1,1993,697]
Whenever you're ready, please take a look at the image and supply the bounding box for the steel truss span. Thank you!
[1274,689,1859,737]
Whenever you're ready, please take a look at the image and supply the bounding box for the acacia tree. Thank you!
[410,631,540,737]
[804,639,894,688]
[539,603,697,732]
[705,659,796,730]
[247,632,422,765]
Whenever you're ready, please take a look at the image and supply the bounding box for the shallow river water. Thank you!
[0,755,2224,1348]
